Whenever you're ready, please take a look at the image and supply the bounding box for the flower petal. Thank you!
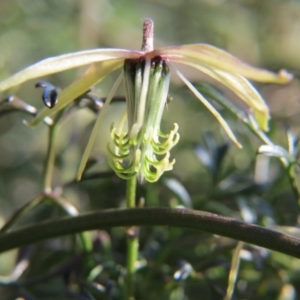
[0,49,141,92]
[179,62,270,131]
[154,44,293,83]
[28,59,123,127]
[173,66,242,148]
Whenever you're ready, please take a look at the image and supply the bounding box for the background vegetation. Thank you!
[0,0,300,299]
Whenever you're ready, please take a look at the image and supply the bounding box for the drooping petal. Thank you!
[173,66,242,148]
[28,59,124,126]
[179,62,270,131]
[0,49,142,92]
[76,72,124,181]
[153,44,293,83]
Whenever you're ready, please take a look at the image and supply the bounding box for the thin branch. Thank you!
[0,208,299,258]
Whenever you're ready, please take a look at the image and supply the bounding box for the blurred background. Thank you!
[0,0,300,299]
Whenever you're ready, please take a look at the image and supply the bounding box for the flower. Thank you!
[0,19,292,182]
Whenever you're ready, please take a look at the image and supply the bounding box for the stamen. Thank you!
[135,57,151,134]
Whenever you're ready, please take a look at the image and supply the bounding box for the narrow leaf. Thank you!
[184,63,270,131]
[163,178,192,208]
[28,59,123,127]
[173,67,242,148]
[258,145,293,161]
[225,242,243,300]
[76,72,124,181]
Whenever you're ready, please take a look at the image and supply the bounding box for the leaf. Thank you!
[156,44,293,83]
[225,242,243,300]
[163,178,192,208]
[0,49,141,92]
[28,59,123,127]
[258,145,293,161]
[173,67,242,148]
[76,72,124,181]
[190,65,270,131]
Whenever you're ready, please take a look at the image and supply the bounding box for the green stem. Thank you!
[0,193,92,252]
[43,123,57,192]
[126,176,138,300]
[0,208,300,258]
[286,164,300,204]
[43,107,67,192]
[0,194,44,234]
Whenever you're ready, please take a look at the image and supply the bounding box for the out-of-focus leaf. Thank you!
[258,145,293,162]
[237,197,257,223]
[194,145,212,169]
[87,265,103,282]
[195,132,229,181]
[277,283,296,300]
[173,260,193,281]
[163,178,192,208]
[225,242,243,300]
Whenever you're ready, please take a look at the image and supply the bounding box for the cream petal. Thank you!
[176,61,270,131]
[154,44,293,83]
[0,49,141,92]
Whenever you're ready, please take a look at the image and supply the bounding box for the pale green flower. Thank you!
[0,19,292,182]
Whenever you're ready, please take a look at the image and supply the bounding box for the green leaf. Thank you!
[28,60,123,127]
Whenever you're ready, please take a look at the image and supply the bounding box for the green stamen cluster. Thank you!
[108,56,179,182]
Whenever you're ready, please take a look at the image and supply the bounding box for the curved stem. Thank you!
[0,193,92,253]
[126,176,138,300]
[0,208,299,258]
[0,194,44,234]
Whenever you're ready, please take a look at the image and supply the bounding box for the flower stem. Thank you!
[126,175,138,299]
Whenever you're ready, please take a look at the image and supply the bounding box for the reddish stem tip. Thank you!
[142,18,154,52]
